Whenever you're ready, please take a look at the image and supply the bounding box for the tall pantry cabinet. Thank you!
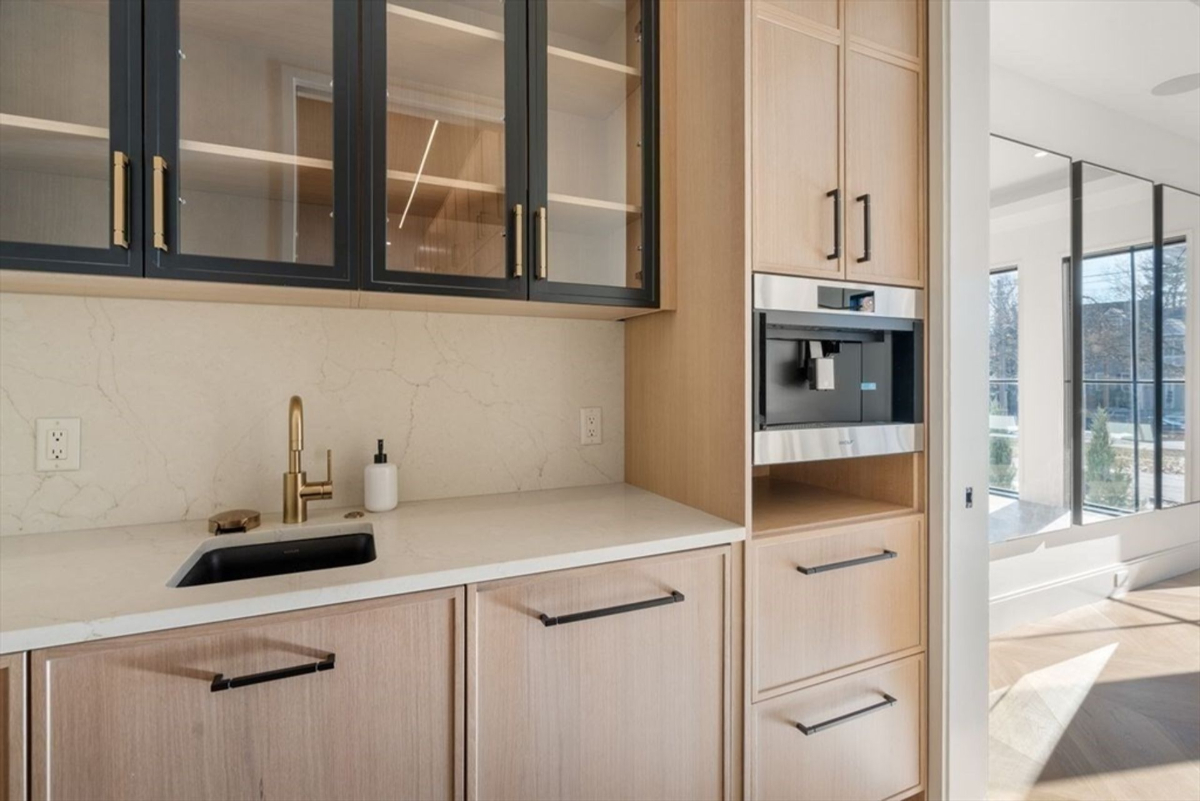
[752,0,924,287]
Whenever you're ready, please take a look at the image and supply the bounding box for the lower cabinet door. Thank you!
[468,548,731,801]
[1,653,26,801]
[749,655,923,801]
[31,588,465,801]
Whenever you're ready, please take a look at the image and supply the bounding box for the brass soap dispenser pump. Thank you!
[283,395,333,524]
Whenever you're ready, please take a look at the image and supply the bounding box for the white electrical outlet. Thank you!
[36,418,81,471]
[580,407,602,445]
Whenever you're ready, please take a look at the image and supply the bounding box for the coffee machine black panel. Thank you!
[764,339,862,427]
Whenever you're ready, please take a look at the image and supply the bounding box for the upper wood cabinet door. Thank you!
[845,50,922,287]
[0,0,142,277]
[759,0,839,32]
[0,653,26,801]
[846,0,921,61]
[143,0,358,289]
[752,12,842,279]
[31,589,464,801]
[468,548,731,801]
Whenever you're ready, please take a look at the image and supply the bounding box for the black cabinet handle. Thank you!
[796,549,897,575]
[540,590,684,627]
[826,188,841,260]
[211,653,335,692]
[856,193,871,263]
[796,693,897,736]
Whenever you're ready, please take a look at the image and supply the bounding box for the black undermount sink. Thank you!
[175,532,376,587]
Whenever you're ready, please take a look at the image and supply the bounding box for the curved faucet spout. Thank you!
[288,395,304,453]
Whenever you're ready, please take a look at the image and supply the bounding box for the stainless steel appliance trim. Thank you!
[754,423,924,466]
[754,273,923,320]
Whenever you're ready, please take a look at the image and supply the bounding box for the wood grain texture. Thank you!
[467,548,732,801]
[748,655,923,801]
[751,476,918,537]
[845,0,921,62]
[0,653,25,801]
[765,452,921,518]
[757,0,839,32]
[625,0,748,526]
[752,515,924,696]
[989,571,1200,801]
[845,49,922,287]
[751,9,843,279]
[30,589,465,801]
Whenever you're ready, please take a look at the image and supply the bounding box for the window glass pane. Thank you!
[989,271,1018,380]
[989,381,1018,492]
[1081,251,1132,381]
[1134,246,1156,381]
[1136,382,1156,511]
[1162,241,1188,382]
[1163,381,1187,507]
[1084,383,1134,512]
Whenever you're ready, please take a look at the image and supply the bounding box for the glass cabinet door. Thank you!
[0,0,141,275]
[530,0,657,306]
[363,0,527,298]
[144,0,356,287]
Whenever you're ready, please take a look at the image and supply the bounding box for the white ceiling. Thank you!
[990,0,1200,142]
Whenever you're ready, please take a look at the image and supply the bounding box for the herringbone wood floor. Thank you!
[989,571,1200,801]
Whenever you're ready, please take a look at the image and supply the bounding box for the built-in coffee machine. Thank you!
[753,273,924,465]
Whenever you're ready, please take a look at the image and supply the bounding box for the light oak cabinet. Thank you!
[753,515,924,697]
[0,653,25,801]
[751,0,924,287]
[30,589,464,801]
[467,548,732,801]
[749,655,923,801]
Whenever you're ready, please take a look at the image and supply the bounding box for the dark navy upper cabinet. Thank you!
[0,0,143,277]
[142,0,359,289]
[1,0,658,309]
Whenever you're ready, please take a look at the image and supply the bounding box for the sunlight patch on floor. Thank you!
[988,642,1119,801]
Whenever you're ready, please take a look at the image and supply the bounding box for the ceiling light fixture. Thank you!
[1151,73,1200,97]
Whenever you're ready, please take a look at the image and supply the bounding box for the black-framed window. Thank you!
[989,267,1019,493]
[1074,238,1187,514]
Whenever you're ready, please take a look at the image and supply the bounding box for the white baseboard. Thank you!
[988,540,1200,635]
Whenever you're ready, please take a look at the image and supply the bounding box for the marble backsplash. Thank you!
[0,293,624,536]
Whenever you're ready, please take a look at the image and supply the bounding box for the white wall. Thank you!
[929,0,992,795]
[991,65,1200,192]
[0,294,624,536]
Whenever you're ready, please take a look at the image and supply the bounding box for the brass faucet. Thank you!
[283,395,333,524]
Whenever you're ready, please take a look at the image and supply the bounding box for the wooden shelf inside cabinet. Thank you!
[178,141,334,205]
[548,193,642,234]
[752,476,917,539]
[0,113,109,181]
[385,3,639,120]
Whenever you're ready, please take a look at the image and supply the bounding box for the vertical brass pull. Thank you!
[112,151,129,249]
[152,155,168,252]
[536,206,547,280]
[513,203,524,278]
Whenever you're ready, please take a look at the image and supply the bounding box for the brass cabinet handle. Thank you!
[112,151,129,249]
[152,155,168,252]
[536,205,547,279]
[513,203,524,278]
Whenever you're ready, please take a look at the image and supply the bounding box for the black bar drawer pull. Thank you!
[856,193,871,263]
[211,653,335,692]
[826,188,841,260]
[540,590,684,627]
[796,693,897,736]
[797,549,897,575]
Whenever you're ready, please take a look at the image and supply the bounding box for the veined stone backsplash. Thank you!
[0,294,624,536]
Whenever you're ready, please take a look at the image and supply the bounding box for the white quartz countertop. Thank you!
[0,483,744,654]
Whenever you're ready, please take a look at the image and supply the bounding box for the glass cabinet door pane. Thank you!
[384,1,508,278]
[546,0,644,288]
[0,0,110,248]
[176,0,334,264]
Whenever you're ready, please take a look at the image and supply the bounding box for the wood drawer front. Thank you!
[750,655,923,801]
[468,548,730,801]
[754,515,922,694]
[31,589,464,801]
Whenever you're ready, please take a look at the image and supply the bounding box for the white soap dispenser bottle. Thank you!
[363,439,398,512]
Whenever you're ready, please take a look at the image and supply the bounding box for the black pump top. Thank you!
[374,439,388,464]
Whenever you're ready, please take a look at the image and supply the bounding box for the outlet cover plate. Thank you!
[580,407,602,445]
[36,417,81,471]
